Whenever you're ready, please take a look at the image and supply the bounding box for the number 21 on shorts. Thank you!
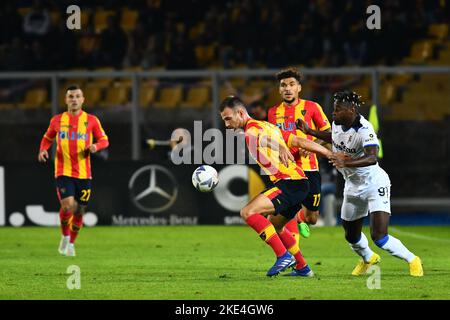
[80,189,91,201]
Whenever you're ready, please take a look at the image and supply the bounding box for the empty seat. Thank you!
[220,86,237,102]
[195,44,216,66]
[94,10,116,34]
[87,68,115,88]
[82,87,102,107]
[99,86,129,107]
[79,35,97,55]
[153,86,183,108]
[140,85,156,108]
[121,9,139,32]
[0,103,15,110]
[403,41,433,64]
[17,89,48,109]
[380,83,396,106]
[181,87,210,108]
[265,89,281,108]
[428,23,449,42]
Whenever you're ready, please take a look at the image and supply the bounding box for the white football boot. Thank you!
[58,236,70,255]
[66,243,76,257]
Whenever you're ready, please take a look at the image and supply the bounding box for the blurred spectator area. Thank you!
[0,0,448,71]
[0,0,448,117]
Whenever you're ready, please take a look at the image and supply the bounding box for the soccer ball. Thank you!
[192,165,219,192]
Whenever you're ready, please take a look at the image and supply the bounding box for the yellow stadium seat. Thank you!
[248,80,272,89]
[220,86,237,102]
[139,85,156,108]
[99,86,129,107]
[385,92,449,121]
[58,88,68,108]
[385,74,413,86]
[380,83,395,106]
[17,7,32,16]
[153,87,183,109]
[94,10,116,34]
[87,68,115,88]
[189,22,205,41]
[404,41,433,64]
[50,11,61,26]
[181,87,210,108]
[226,77,246,90]
[121,9,138,32]
[62,79,87,89]
[428,23,449,42]
[79,35,97,54]
[419,74,450,91]
[195,45,216,66]
[242,86,264,97]
[265,88,281,108]
[231,8,240,23]
[17,89,48,109]
[80,11,90,29]
[351,86,371,102]
[83,87,102,107]
[0,103,15,110]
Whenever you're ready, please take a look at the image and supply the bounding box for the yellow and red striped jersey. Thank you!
[40,111,109,179]
[244,118,306,183]
[268,99,330,171]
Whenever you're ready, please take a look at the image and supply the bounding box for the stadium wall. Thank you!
[0,161,259,227]
[1,161,450,227]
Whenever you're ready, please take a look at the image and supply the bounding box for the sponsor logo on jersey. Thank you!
[333,141,357,153]
[59,131,89,141]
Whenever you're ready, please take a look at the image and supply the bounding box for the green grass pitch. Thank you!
[0,226,449,300]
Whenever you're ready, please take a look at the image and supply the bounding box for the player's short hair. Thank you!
[219,96,246,112]
[276,67,303,83]
[66,85,82,92]
[333,90,364,108]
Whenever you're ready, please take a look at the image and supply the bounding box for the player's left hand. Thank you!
[279,145,295,167]
[299,148,310,158]
[86,144,97,153]
[329,152,350,168]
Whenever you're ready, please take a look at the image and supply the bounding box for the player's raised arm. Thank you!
[329,146,378,169]
[287,134,332,159]
[295,118,332,144]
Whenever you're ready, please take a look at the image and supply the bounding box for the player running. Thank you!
[38,85,109,257]
[220,96,332,277]
[297,90,423,277]
[268,67,331,241]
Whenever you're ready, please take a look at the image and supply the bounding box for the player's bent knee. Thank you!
[61,203,75,213]
[241,206,260,221]
[240,207,251,221]
[306,211,319,225]
[76,205,87,215]
[61,205,71,213]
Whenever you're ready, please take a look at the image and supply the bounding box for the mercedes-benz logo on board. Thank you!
[128,165,178,213]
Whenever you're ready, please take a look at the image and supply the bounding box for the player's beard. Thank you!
[283,97,296,104]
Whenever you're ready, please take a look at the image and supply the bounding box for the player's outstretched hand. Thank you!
[299,148,310,158]
[38,150,49,162]
[328,152,350,168]
[295,118,310,134]
[279,145,295,167]
[86,144,97,154]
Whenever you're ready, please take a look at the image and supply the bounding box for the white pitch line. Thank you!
[389,227,450,243]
